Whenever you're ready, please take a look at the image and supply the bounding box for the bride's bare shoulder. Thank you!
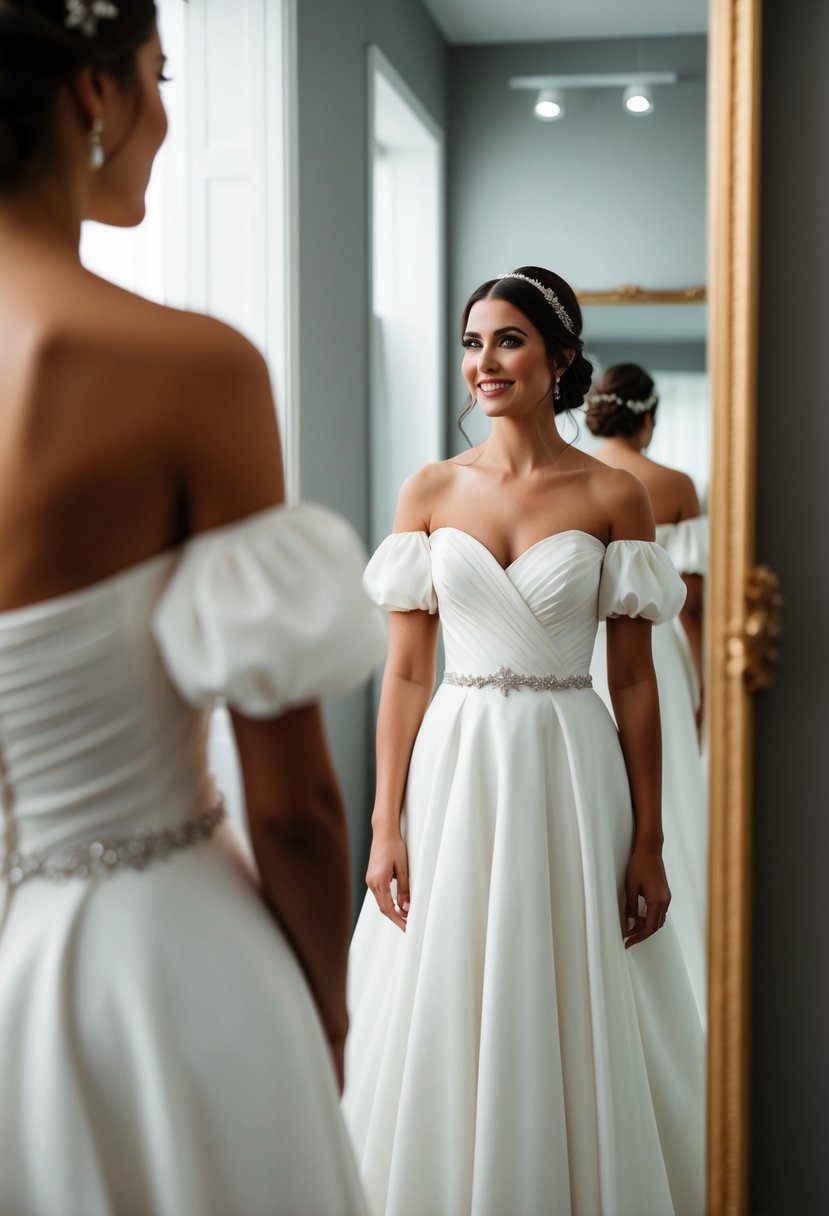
[19,268,281,519]
[84,271,263,377]
[393,459,461,533]
[28,268,272,432]
[588,463,655,540]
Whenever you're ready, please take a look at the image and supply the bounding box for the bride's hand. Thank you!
[623,844,671,949]
[366,827,410,932]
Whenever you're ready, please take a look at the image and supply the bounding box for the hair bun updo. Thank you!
[559,348,593,417]
[585,363,659,437]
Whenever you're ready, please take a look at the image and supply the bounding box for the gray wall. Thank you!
[589,340,706,372]
[295,0,447,896]
[751,0,829,1210]
[446,34,706,450]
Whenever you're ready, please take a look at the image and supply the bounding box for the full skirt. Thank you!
[344,683,705,1216]
[0,823,367,1216]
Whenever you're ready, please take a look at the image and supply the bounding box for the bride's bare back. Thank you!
[0,247,281,610]
[592,441,700,525]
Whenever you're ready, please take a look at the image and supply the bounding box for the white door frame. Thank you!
[367,45,447,545]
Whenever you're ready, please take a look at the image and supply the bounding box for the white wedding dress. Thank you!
[592,516,708,1027]
[344,528,705,1216]
[0,504,385,1216]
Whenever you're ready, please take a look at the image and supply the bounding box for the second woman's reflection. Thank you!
[588,363,708,1026]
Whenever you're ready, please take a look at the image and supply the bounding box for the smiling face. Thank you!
[462,296,558,420]
[86,27,169,227]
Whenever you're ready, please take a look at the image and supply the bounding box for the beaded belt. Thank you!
[443,665,592,698]
[2,799,226,888]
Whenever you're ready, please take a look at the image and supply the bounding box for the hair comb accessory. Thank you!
[589,391,658,416]
[64,0,120,38]
[496,271,575,334]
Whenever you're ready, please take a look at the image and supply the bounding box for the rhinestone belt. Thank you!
[443,665,593,697]
[2,799,226,888]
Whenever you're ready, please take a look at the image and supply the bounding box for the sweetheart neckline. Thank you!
[428,527,607,573]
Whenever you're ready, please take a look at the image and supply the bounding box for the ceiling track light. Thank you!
[512,72,676,123]
[534,88,564,122]
[623,84,654,116]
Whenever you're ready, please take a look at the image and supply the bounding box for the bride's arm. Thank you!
[607,614,671,948]
[367,609,439,931]
[366,471,440,931]
[680,573,705,733]
[232,705,354,1087]
[602,471,671,949]
[677,483,706,731]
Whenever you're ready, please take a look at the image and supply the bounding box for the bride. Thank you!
[344,266,705,1215]
[0,3,382,1213]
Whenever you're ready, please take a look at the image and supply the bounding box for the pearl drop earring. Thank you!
[88,117,105,171]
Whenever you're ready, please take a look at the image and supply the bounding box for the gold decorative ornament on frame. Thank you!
[741,565,783,693]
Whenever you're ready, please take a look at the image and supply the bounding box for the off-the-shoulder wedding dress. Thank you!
[0,504,384,1216]
[344,527,705,1216]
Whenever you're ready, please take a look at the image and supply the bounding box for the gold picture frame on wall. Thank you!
[707,0,763,1212]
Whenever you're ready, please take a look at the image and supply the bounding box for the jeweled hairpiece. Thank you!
[589,391,658,416]
[496,271,575,334]
[64,0,120,39]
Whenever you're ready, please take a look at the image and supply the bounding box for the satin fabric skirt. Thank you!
[0,822,367,1216]
[344,682,705,1216]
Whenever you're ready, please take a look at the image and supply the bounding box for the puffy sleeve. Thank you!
[598,540,687,625]
[152,504,387,717]
[363,532,438,614]
[655,515,709,577]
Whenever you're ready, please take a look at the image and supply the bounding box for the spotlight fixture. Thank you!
[533,89,564,122]
[511,73,676,123]
[623,84,654,116]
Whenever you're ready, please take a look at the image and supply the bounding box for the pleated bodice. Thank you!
[0,504,387,870]
[430,528,606,676]
[0,555,210,862]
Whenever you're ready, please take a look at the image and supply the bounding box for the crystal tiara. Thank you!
[64,0,120,39]
[496,272,575,334]
[588,391,658,416]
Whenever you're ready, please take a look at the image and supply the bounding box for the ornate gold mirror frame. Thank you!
[707,0,763,1212]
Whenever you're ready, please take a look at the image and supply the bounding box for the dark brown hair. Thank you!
[0,0,157,186]
[585,363,659,438]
